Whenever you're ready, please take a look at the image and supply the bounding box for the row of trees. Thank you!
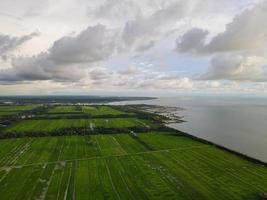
[0,125,177,139]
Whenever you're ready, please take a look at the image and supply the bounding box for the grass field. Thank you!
[3,118,153,133]
[48,106,81,113]
[0,133,267,200]
[0,105,38,119]
[0,105,267,199]
[0,105,38,112]
[81,106,127,116]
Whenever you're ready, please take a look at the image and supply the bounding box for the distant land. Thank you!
[0,95,156,104]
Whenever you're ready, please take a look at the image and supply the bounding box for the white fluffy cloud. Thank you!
[199,54,267,81]
[0,24,117,82]
[177,1,267,54]
[176,1,267,82]
[82,65,194,90]
[0,0,266,94]
[121,0,205,52]
[49,25,116,64]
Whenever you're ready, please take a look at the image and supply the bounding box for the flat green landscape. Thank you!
[48,106,81,113]
[3,118,153,134]
[0,104,266,199]
[0,105,38,119]
[81,106,128,116]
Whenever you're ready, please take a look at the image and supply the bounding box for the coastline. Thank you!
[167,125,267,167]
[137,102,267,166]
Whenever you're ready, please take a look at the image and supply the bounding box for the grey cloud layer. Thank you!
[1,0,193,82]
[0,25,116,82]
[199,54,267,81]
[0,32,39,57]
[0,0,266,89]
[49,25,116,64]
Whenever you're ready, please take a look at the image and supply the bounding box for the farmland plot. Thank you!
[1,145,267,200]
[0,104,267,200]
[48,106,81,113]
[0,134,154,166]
[0,105,38,112]
[0,105,38,119]
[4,118,152,134]
[82,106,127,116]
[3,118,153,134]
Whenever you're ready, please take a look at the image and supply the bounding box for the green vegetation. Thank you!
[0,105,38,112]
[48,106,81,113]
[0,105,38,119]
[0,133,267,199]
[0,104,266,199]
[3,118,153,134]
[82,106,127,116]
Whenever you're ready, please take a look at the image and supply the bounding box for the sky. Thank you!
[0,0,267,96]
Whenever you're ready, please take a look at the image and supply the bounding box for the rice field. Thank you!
[0,105,38,119]
[0,133,267,200]
[3,118,154,133]
[0,105,38,112]
[48,106,81,113]
[81,106,128,116]
[0,105,267,199]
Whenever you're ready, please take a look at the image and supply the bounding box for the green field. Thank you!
[0,133,267,200]
[48,106,81,113]
[0,105,38,119]
[0,105,267,199]
[0,105,38,112]
[81,106,127,116]
[3,118,153,134]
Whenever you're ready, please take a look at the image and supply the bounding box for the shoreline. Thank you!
[129,103,267,166]
[170,127,267,167]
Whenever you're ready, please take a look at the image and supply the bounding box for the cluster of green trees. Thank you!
[0,125,175,139]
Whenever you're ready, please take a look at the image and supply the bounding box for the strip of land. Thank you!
[0,104,266,200]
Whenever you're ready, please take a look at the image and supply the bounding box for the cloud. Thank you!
[0,32,39,57]
[199,53,267,81]
[120,0,252,54]
[0,53,86,82]
[89,67,113,81]
[1,0,266,93]
[85,65,193,90]
[0,24,116,82]
[91,0,140,24]
[205,1,267,53]
[135,77,193,90]
[175,1,267,82]
[176,1,267,54]
[49,25,116,64]
[121,0,193,52]
[176,28,208,54]
[118,65,141,75]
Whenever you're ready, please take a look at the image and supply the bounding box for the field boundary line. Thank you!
[0,145,209,169]
[111,136,127,155]
[63,162,72,200]
[40,164,57,200]
[105,159,121,200]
